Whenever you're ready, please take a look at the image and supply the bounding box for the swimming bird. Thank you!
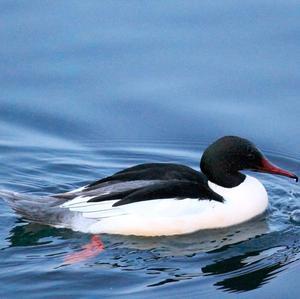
[1,136,297,236]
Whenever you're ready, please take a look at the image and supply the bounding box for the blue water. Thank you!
[1,1,300,298]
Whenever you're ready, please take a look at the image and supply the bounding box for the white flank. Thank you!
[61,175,268,236]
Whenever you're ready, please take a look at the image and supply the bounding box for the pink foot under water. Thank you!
[64,235,105,264]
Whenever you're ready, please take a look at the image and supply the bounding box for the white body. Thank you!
[62,175,269,236]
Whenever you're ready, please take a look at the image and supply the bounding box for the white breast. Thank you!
[207,175,269,228]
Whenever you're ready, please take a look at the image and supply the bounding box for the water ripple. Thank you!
[0,140,300,297]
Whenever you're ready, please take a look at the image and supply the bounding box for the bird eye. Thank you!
[247,153,255,160]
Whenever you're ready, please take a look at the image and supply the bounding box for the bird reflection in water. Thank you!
[5,216,300,294]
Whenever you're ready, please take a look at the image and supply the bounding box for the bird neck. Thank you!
[200,160,246,188]
[209,171,246,188]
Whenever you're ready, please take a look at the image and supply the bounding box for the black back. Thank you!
[60,163,224,206]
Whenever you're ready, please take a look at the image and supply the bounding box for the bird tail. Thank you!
[0,190,76,228]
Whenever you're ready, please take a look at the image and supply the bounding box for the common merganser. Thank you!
[1,136,297,236]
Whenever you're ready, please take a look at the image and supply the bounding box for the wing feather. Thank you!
[58,164,223,222]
